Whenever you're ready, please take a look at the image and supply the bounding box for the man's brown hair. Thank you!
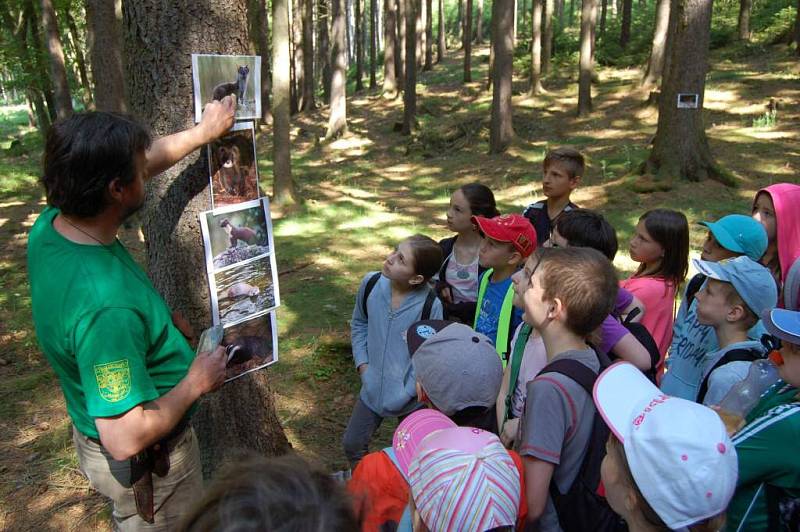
[530,247,618,337]
[543,147,585,180]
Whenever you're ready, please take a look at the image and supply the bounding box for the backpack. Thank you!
[618,308,661,384]
[539,354,628,532]
[361,272,437,320]
[696,347,763,404]
[503,323,533,425]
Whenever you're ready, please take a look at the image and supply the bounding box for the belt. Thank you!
[88,419,190,523]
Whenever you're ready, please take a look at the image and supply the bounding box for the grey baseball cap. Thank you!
[410,321,503,416]
[692,256,778,317]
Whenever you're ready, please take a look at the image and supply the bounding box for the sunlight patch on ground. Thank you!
[327,135,373,153]
[742,129,798,141]
[338,211,401,230]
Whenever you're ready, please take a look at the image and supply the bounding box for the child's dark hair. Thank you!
[529,247,618,337]
[42,112,152,218]
[460,183,500,218]
[636,209,690,287]
[178,453,361,532]
[406,234,444,282]
[543,147,585,180]
[555,209,619,260]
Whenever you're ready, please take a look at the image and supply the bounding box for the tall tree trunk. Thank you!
[403,0,418,134]
[513,0,518,46]
[41,0,73,119]
[530,0,544,94]
[542,0,554,74]
[459,0,465,46]
[424,0,433,69]
[640,0,669,89]
[646,0,718,182]
[301,0,316,108]
[86,0,126,112]
[318,0,332,101]
[292,0,305,111]
[487,18,495,89]
[599,0,607,33]
[356,0,365,90]
[327,0,348,137]
[437,0,446,62]
[397,0,407,80]
[273,0,300,203]
[737,0,751,40]
[490,0,514,153]
[384,0,398,93]
[795,0,800,56]
[64,9,93,109]
[121,0,292,479]
[577,0,596,115]
[249,0,274,124]
[569,0,575,25]
[619,0,631,48]
[463,0,473,81]
[476,0,484,42]
[370,0,378,86]
[416,0,425,66]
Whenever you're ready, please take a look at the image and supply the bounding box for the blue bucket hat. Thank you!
[699,214,767,262]
[763,309,800,345]
[692,256,778,317]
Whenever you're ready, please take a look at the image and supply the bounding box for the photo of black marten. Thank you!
[208,124,260,208]
[192,54,261,122]
[212,65,249,102]
[222,314,277,382]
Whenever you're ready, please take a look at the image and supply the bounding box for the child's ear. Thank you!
[409,274,425,287]
[569,175,581,190]
[507,250,523,266]
[549,298,565,320]
[727,303,747,323]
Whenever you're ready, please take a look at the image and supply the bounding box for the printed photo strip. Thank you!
[192,54,262,122]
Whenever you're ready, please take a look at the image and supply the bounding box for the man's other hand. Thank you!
[187,346,227,395]
[197,95,236,144]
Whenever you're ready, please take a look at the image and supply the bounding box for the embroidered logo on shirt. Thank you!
[94,360,132,403]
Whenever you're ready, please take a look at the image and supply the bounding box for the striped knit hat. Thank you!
[408,427,520,532]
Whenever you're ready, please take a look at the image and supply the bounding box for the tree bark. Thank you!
[640,0,669,89]
[383,0,398,93]
[512,0,518,47]
[490,0,514,153]
[530,0,544,94]
[542,0,554,74]
[356,0,365,90]
[416,0,425,67]
[458,0,464,46]
[291,0,305,112]
[599,0,607,33]
[424,0,433,69]
[577,0,596,115]
[646,0,718,182]
[397,0,407,81]
[370,0,378,86]
[318,0,332,101]
[737,0,751,40]
[403,0,418,134]
[41,0,73,120]
[327,0,348,137]
[273,0,300,203]
[64,9,93,109]
[463,0,473,81]
[249,0,274,123]
[619,0,631,48]
[437,0,446,62]
[121,0,292,479]
[86,0,126,112]
[476,0,484,42]
[301,0,316,108]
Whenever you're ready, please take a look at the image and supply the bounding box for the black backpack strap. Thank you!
[622,306,641,325]
[697,347,762,404]
[685,273,707,307]
[540,358,598,397]
[361,272,382,319]
[421,289,437,320]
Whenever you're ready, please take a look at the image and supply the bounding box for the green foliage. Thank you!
[752,108,777,128]
[594,1,656,67]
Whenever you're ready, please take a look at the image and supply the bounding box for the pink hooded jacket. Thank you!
[754,183,800,308]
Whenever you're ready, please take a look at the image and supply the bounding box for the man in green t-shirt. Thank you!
[27,98,235,530]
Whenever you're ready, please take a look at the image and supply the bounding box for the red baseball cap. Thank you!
[472,214,537,257]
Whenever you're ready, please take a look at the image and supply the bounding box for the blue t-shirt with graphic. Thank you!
[475,275,523,349]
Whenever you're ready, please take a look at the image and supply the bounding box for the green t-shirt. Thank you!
[27,207,195,439]
[727,380,800,531]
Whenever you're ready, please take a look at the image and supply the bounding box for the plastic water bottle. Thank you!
[717,359,780,419]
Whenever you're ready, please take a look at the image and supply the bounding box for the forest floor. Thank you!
[0,42,798,530]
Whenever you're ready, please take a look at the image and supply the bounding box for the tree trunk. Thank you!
[646,0,718,182]
[424,0,433,69]
[356,0,365,90]
[513,0,518,47]
[569,0,575,25]
[437,0,446,62]
[463,0,473,81]
[370,0,378,86]
[416,0,425,67]
[122,0,291,479]
[327,0,348,137]
[737,0,751,40]
[458,0,465,46]
[490,0,514,153]
[640,0,669,89]
[397,0,407,81]
[273,0,300,202]
[599,0,607,33]
[249,0,274,124]
[542,0,554,74]
[619,0,631,48]
[486,20,495,89]
[292,0,305,112]
[86,0,126,112]
[530,0,544,94]
[301,0,316,108]
[403,0,418,134]
[577,0,596,115]
[64,9,93,109]
[796,0,800,56]
[318,0,332,101]
[476,0,484,42]
[384,0,398,93]
[41,0,73,120]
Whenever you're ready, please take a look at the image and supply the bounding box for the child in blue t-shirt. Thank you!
[472,214,537,364]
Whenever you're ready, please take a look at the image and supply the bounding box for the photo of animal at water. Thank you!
[212,255,278,327]
[201,199,272,271]
[222,313,278,382]
[192,54,261,122]
[207,122,259,208]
